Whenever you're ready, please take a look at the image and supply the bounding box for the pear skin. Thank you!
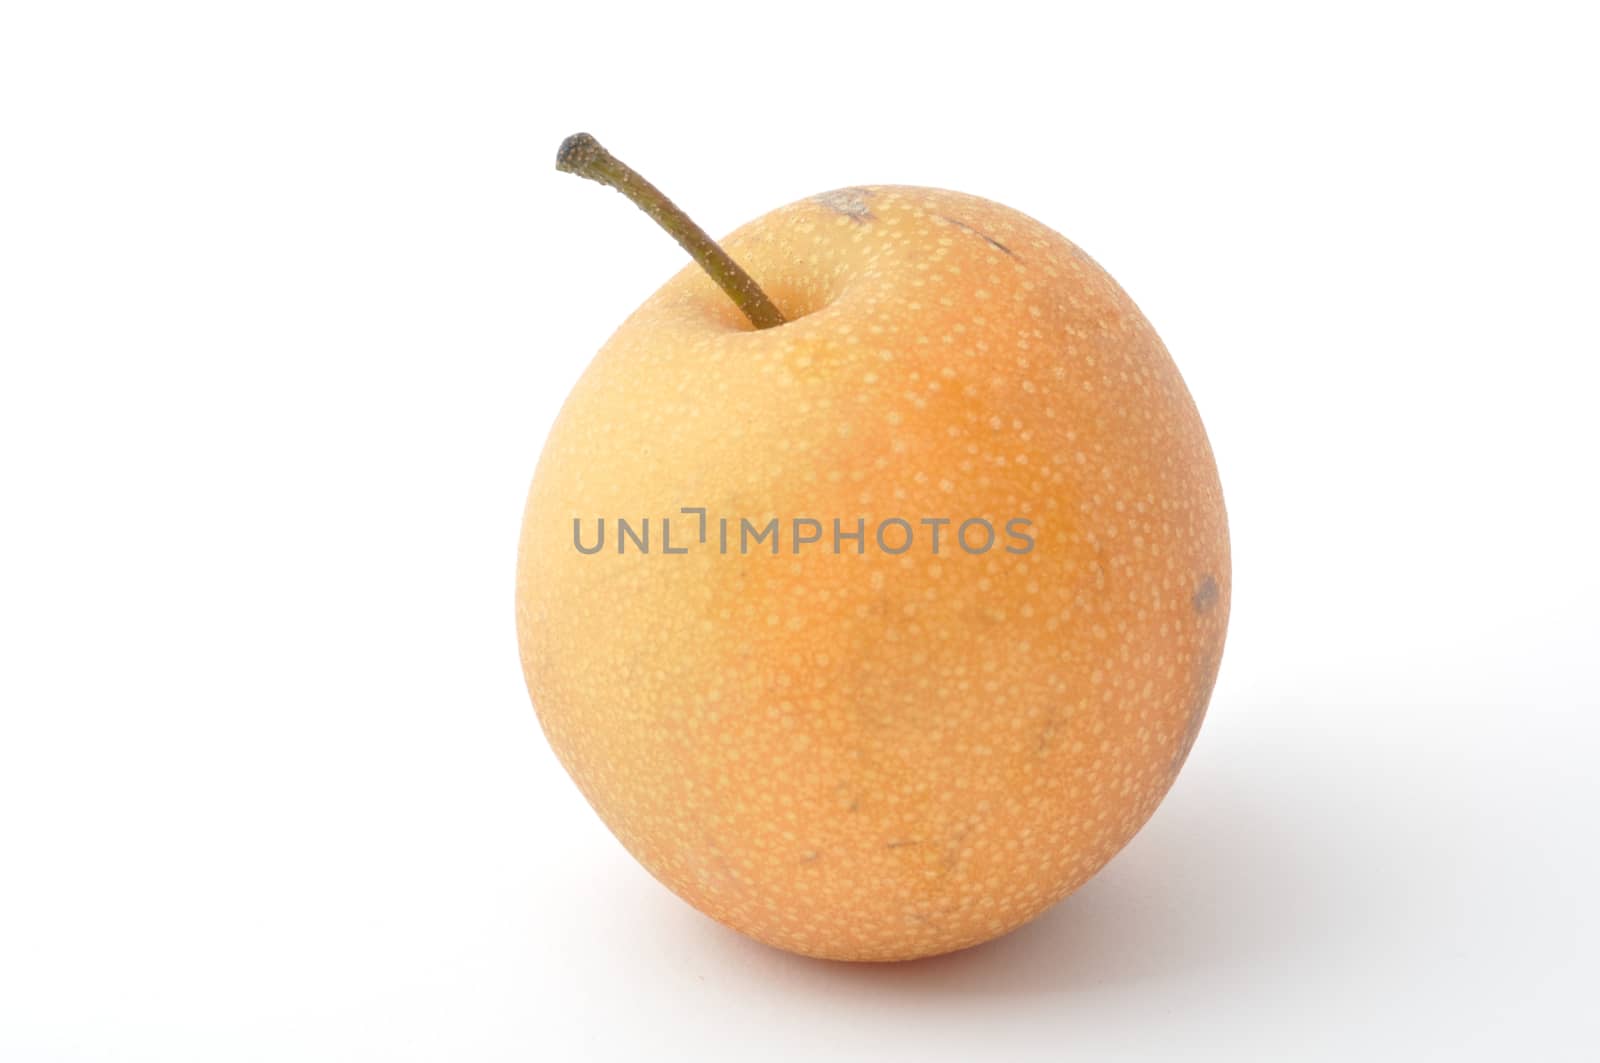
[518,186,1229,961]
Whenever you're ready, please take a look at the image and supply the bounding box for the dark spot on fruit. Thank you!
[1192,575,1219,614]
[814,187,874,222]
[1035,707,1069,753]
[937,214,1016,258]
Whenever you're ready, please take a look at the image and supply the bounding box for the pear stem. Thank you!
[555,133,787,330]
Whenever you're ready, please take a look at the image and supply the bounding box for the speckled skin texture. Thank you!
[517,186,1229,961]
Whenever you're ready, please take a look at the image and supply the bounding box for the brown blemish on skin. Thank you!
[1035,707,1068,753]
[814,187,874,222]
[1192,575,1220,614]
[937,215,1016,258]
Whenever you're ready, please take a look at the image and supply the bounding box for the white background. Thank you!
[3,2,1597,1059]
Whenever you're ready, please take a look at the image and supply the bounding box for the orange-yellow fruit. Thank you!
[516,186,1229,961]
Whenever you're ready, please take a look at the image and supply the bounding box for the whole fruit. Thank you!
[517,138,1229,961]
